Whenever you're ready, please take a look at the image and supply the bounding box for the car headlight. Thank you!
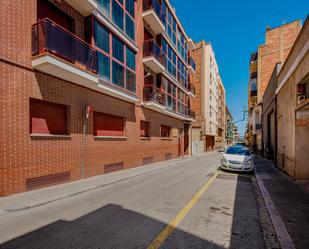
[243,160,251,166]
[221,158,228,163]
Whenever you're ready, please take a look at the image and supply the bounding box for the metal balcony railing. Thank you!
[32,18,98,73]
[188,83,196,95]
[188,109,196,119]
[143,85,166,105]
[255,123,262,130]
[143,0,166,23]
[143,40,166,67]
[251,90,257,97]
[188,56,196,71]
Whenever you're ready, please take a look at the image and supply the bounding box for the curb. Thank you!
[254,166,296,249]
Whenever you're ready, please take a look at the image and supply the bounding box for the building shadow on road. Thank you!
[216,172,266,249]
[0,204,225,249]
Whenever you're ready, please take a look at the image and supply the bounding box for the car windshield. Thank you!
[225,146,250,156]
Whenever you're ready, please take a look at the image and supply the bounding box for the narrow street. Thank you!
[0,152,265,249]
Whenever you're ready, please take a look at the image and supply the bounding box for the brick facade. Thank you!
[257,21,301,102]
[0,0,191,196]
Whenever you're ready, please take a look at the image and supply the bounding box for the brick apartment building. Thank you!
[190,41,226,153]
[247,20,301,152]
[0,0,196,196]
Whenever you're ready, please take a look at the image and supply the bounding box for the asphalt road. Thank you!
[0,152,265,249]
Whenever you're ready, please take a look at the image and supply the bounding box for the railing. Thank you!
[143,40,166,67]
[143,85,166,105]
[188,109,196,119]
[32,18,98,73]
[188,56,196,71]
[250,72,257,79]
[251,90,257,97]
[143,0,166,23]
[188,83,196,95]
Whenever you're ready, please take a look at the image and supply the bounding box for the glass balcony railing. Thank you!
[32,18,136,95]
[188,56,196,71]
[143,40,166,67]
[143,0,166,24]
[32,18,98,73]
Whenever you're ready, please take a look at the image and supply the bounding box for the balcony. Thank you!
[188,109,196,120]
[143,85,195,121]
[255,123,262,130]
[251,90,257,97]
[32,18,137,103]
[64,0,97,16]
[143,85,166,111]
[188,83,196,97]
[143,40,166,73]
[188,56,196,75]
[142,0,165,35]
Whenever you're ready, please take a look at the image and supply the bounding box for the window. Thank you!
[98,0,110,18]
[30,98,68,135]
[162,38,176,78]
[97,0,135,40]
[163,5,176,47]
[94,20,109,53]
[112,0,124,30]
[98,53,110,81]
[125,14,135,40]
[90,17,136,94]
[161,125,171,138]
[94,112,125,136]
[126,47,135,70]
[177,89,188,115]
[125,0,134,17]
[112,36,124,62]
[140,121,150,138]
[112,61,124,87]
[126,69,136,92]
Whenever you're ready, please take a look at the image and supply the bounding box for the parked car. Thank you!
[220,146,254,173]
[235,142,247,147]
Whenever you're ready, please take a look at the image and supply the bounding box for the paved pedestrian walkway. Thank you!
[0,152,217,213]
[254,157,309,249]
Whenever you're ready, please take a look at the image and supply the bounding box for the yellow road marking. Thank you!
[147,172,219,249]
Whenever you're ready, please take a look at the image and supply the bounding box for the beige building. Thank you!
[276,17,309,179]
[216,76,226,148]
[247,20,301,152]
[191,41,226,153]
[226,106,234,146]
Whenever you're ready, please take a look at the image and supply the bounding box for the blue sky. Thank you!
[170,0,309,136]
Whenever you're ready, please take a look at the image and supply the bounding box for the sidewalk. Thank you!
[254,157,309,249]
[0,152,216,213]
